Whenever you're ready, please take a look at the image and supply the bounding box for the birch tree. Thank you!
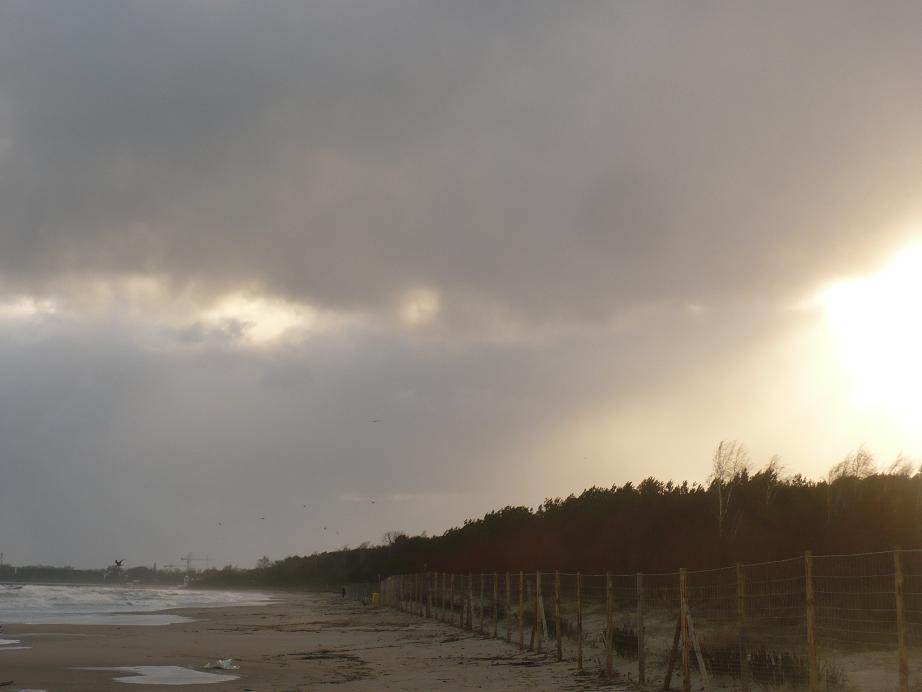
[710,440,749,539]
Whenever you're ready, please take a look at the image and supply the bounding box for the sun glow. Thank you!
[0,296,58,320]
[201,293,316,344]
[821,245,922,424]
[397,287,440,326]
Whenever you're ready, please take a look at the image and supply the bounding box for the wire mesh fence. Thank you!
[344,581,377,604]
[378,549,922,690]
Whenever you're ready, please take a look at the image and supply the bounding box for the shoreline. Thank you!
[0,592,592,691]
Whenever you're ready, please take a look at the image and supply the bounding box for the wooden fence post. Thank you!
[554,570,562,661]
[493,572,499,638]
[467,572,474,632]
[518,571,525,651]
[459,573,465,627]
[606,571,614,679]
[895,548,909,692]
[576,571,583,671]
[535,570,542,652]
[460,574,464,624]
[463,573,469,629]
[737,563,749,691]
[680,568,690,692]
[805,551,818,692]
[505,572,512,642]
[450,573,456,627]
[460,573,465,628]
[637,572,646,685]
[480,572,485,633]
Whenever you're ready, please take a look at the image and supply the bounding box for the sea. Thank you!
[0,583,271,626]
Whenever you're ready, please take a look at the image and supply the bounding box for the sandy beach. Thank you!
[0,592,604,691]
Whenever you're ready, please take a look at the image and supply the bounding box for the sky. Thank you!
[2,1,922,569]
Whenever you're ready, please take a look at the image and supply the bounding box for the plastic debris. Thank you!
[204,659,239,670]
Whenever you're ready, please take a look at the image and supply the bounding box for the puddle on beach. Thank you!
[79,666,238,685]
[8,613,193,626]
[0,637,30,651]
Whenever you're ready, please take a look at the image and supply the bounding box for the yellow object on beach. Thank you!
[371,592,380,607]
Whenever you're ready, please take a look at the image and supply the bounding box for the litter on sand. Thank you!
[204,659,239,670]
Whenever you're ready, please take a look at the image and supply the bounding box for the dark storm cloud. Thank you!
[1,1,920,321]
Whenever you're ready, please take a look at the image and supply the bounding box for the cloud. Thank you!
[0,1,920,330]
[2,2,922,567]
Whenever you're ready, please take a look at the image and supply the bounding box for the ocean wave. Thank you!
[0,584,271,624]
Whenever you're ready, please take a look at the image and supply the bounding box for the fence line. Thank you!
[373,548,922,691]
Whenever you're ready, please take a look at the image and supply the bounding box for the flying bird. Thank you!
[114,559,123,568]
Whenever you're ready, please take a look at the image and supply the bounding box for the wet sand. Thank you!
[0,592,606,691]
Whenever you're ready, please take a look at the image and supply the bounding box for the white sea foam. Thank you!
[0,584,270,625]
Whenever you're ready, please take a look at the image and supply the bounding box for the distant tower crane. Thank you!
[179,553,210,573]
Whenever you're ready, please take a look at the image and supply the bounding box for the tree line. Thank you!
[0,563,186,585]
[197,442,922,588]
